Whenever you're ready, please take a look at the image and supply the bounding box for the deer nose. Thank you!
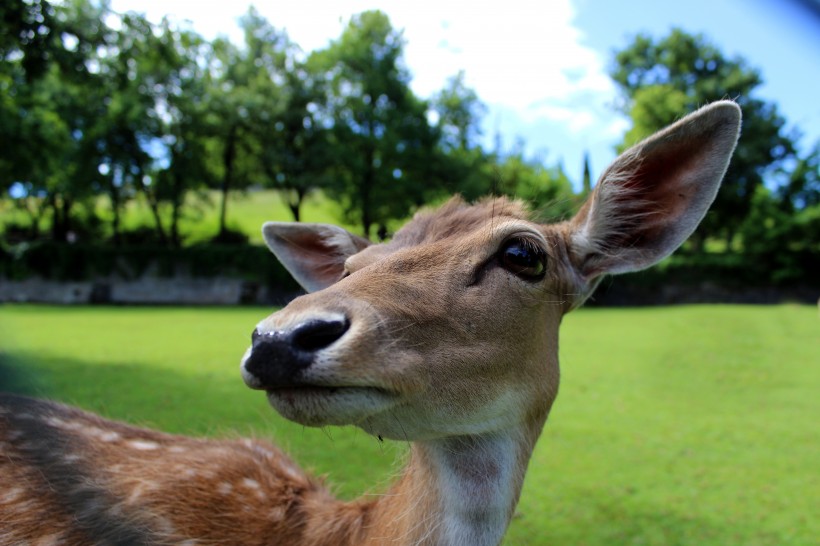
[291,318,350,352]
[242,317,350,389]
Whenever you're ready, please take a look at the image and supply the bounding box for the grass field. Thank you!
[0,189,403,243]
[0,304,817,545]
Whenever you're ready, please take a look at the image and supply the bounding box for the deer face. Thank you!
[241,207,570,441]
[242,101,742,444]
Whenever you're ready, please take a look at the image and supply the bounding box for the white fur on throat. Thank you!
[425,432,522,546]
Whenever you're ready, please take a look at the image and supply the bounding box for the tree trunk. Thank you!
[49,195,61,241]
[109,185,121,247]
[171,172,183,248]
[725,226,737,252]
[288,201,301,223]
[137,169,168,246]
[17,197,44,239]
[689,230,706,254]
[50,195,73,242]
[287,187,307,222]
[218,126,238,238]
[361,146,374,238]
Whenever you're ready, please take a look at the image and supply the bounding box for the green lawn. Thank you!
[0,304,817,545]
[1,189,403,243]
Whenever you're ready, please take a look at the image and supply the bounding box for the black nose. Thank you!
[244,317,350,389]
[291,318,350,352]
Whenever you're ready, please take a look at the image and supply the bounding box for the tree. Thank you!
[581,151,592,197]
[489,146,577,221]
[611,29,796,247]
[779,140,820,211]
[258,63,334,222]
[224,10,332,223]
[203,8,298,239]
[150,20,213,247]
[0,0,117,242]
[0,0,59,80]
[429,71,495,202]
[312,11,440,237]
[87,10,165,245]
[433,71,486,152]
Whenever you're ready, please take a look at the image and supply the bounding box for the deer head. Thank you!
[241,102,741,449]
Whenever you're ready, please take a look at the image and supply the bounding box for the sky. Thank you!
[109,0,820,186]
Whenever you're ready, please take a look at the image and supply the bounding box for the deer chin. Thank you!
[266,385,397,427]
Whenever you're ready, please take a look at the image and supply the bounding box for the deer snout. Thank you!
[241,316,350,390]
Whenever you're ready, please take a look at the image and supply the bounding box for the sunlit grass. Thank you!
[0,190,359,244]
[0,304,817,545]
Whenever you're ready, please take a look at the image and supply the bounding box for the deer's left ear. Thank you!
[262,222,371,293]
[568,101,741,284]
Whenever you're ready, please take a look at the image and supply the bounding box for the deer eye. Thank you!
[498,238,546,280]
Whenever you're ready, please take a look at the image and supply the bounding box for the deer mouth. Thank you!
[265,385,396,427]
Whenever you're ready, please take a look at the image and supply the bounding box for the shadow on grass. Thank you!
[0,349,273,437]
[0,351,45,396]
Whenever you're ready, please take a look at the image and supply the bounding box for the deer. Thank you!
[0,101,741,546]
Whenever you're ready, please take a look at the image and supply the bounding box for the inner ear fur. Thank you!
[262,222,371,293]
[569,101,742,281]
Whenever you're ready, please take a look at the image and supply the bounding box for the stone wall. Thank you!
[1,275,817,307]
[0,276,299,305]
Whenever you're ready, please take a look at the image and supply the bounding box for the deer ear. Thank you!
[569,100,741,284]
[262,222,371,293]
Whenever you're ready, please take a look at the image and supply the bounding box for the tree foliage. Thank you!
[612,29,797,246]
[311,11,442,236]
[2,5,815,287]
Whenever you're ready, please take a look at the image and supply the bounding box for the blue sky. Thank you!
[110,0,820,187]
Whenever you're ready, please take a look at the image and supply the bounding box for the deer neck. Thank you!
[317,424,543,546]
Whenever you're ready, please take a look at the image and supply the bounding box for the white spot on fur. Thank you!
[217,482,233,495]
[61,420,84,431]
[250,443,277,460]
[241,478,261,490]
[127,484,145,504]
[3,487,23,503]
[128,440,159,451]
[83,426,106,437]
[269,506,286,521]
[182,468,197,478]
[45,417,66,428]
[279,462,304,482]
[99,431,121,442]
[34,533,64,546]
[169,445,187,453]
[154,516,176,535]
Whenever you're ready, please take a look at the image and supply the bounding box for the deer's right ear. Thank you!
[262,222,371,293]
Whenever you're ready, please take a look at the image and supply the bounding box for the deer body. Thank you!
[1,395,527,545]
[0,102,741,545]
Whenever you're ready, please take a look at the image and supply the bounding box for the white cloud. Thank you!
[109,0,629,179]
[112,0,616,103]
